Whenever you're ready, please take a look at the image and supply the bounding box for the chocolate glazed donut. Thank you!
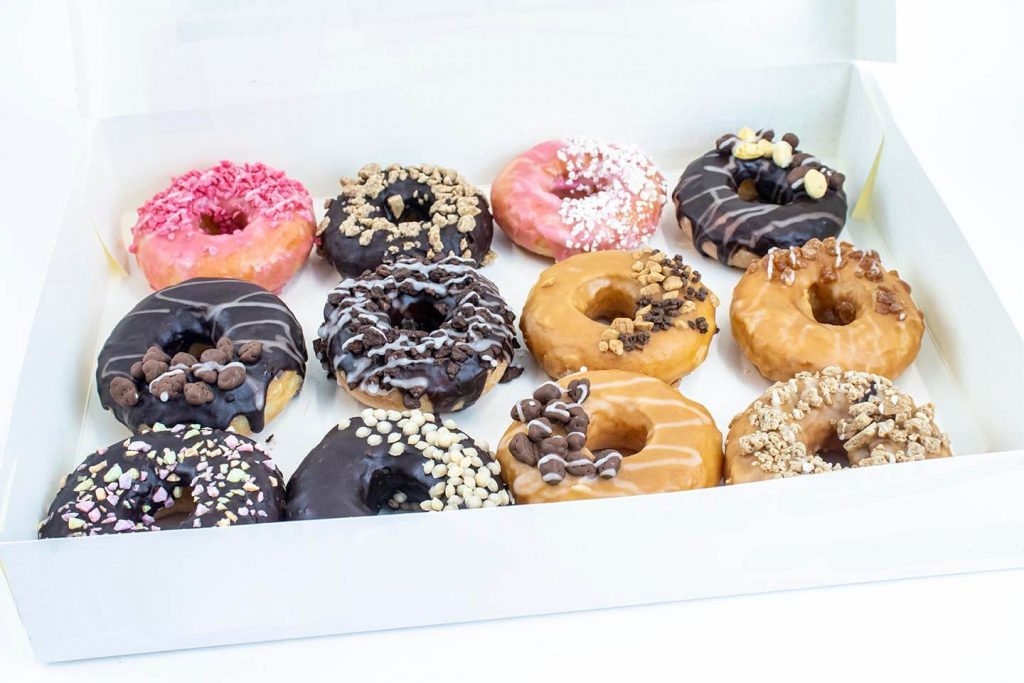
[314,256,520,412]
[286,410,512,519]
[97,278,307,434]
[672,128,848,269]
[39,424,286,537]
[317,163,494,278]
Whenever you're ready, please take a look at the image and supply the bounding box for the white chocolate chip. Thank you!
[804,169,828,199]
[772,140,793,168]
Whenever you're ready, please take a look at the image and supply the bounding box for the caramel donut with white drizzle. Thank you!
[314,256,520,412]
[725,367,951,483]
[730,237,924,381]
[495,370,722,504]
[97,278,307,435]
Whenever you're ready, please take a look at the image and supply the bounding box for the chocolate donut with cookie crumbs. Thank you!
[97,278,307,434]
[520,249,718,384]
[314,256,521,412]
[673,127,848,269]
[730,238,924,381]
[38,424,286,538]
[725,367,951,483]
[317,163,494,277]
[286,408,511,519]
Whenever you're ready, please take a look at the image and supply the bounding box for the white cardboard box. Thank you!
[1,0,1022,662]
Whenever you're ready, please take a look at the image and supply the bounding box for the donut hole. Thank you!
[383,193,431,224]
[198,210,248,235]
[585,421,648,458]
[368,469,430,514]
[163,331,217,359]
[813,430,850,468]
[808,283,858,326]
[731,166,790,206]
[389,298,447,333]
[153,491,198,527]
[576,284,637,325]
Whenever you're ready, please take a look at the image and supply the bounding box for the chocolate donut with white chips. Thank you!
[317,163,494,278]
[286,409,512,519]
[506,378,623,485]
[38,424,286,538]
[314,256,521,413]
[97,278,307,434]
[672,127,848,269]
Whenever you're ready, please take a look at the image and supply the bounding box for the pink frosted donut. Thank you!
[490,138,667,259]
[130,161,315,292]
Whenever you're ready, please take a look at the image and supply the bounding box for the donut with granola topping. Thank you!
[490,137,666,259]
[724,367,951,484]
[730,237,924,381]
[519,248,717,384]
[38,424,287,538]
[317,163,494,277]
[672,127,847,269]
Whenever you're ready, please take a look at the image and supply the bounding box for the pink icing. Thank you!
[130,161,314,250]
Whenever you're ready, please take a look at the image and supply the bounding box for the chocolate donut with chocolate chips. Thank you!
[672,127,848,269]
[314,256,521,412]
[286,409,512,519]
[39,424,286,538]
[97,278,307,434]
[317,163,494,277]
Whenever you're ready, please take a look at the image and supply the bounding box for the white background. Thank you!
[1,1,1022,680]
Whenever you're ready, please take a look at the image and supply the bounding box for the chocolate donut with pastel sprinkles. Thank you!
[314,256,520,413]
[317,163,494,278]
[286,409,511,519]
[97,278,307,435]
[38,424,286,538]
[672,127,848,269]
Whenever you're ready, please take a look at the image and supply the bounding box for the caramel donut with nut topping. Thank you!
[519,249,718,384]
[495,370,722,504]
[725,367,951,484]
[730,238,924,381]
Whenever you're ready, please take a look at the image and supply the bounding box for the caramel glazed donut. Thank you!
[39,424,287,537]
[317,163,494,278]
[731,238,924,381]
[315,256,521,412]
[287,408,511,519]
[521,248,718,384]
[725,367,951,483]
[673,127,848,269]
[98,278,307,434]
[496,371,722,504]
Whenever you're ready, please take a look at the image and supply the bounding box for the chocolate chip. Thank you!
[142,345,169,365]
[527,418,553,442]
[216,336,234,358]
[200,348,230,365]
[595,449,623,478]
[509,432,538,467]
[567,378,591,404]
[782,132,800,149]
[129,361,145,380]
[237,341,263,363]
[564,452,597,478]
[109,377,139,407]
[217,366,246,390]
[150,371,186,399]
[543,401,572,424]
[510,398,543,422]
[566,431,586,451]
[715,133,736,152]
[142,359,169,383]
[194,368,218,384]
[170,352,198,368]
[184,382,214,405]
[568,404,587,419]
[757,128,775,141]
[568,415,589,435]
[539,435,567,456]
[828,171,846,191]
[538,455,566,485]
[532,382,562,404]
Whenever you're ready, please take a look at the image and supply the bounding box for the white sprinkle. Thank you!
[376,421,393,434]
[355,426,371,439]
[367,434,383,447]
[388,443,405,456]
[337,418,351,430]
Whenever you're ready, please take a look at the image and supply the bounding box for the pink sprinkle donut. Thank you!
[130,161,315,292]
[490,138,667,260]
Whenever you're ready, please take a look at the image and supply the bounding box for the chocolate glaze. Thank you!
[314,257,519,412]
[97,278,307,433]
[672,149,847,266]
[318,173,493,278]
[39,424,286,538]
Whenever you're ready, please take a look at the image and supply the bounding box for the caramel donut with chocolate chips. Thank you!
[730,238,924,381]
[495,371,722,504]
[725,367,951,483]
[520,249,718,384]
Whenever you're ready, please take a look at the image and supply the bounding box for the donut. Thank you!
[317,163,493,277]
[495,371,722,504]
[97,278,307,434]
[286,409,511,518]
[730,237,924,381]
[672,127,848,269]
[314,256,520,412]
[38,423,287,537]
[520,248,718,384]
[490,137,666,259]
[130,161,315,291]
[724,367,951,483]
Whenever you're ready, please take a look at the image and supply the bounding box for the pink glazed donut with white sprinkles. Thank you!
[490,138,666,260]
[130,161,316,292]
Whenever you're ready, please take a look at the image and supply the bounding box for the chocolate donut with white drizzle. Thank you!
[97,278,307,434]
[314,256,520,412]
[672,127,848,269]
